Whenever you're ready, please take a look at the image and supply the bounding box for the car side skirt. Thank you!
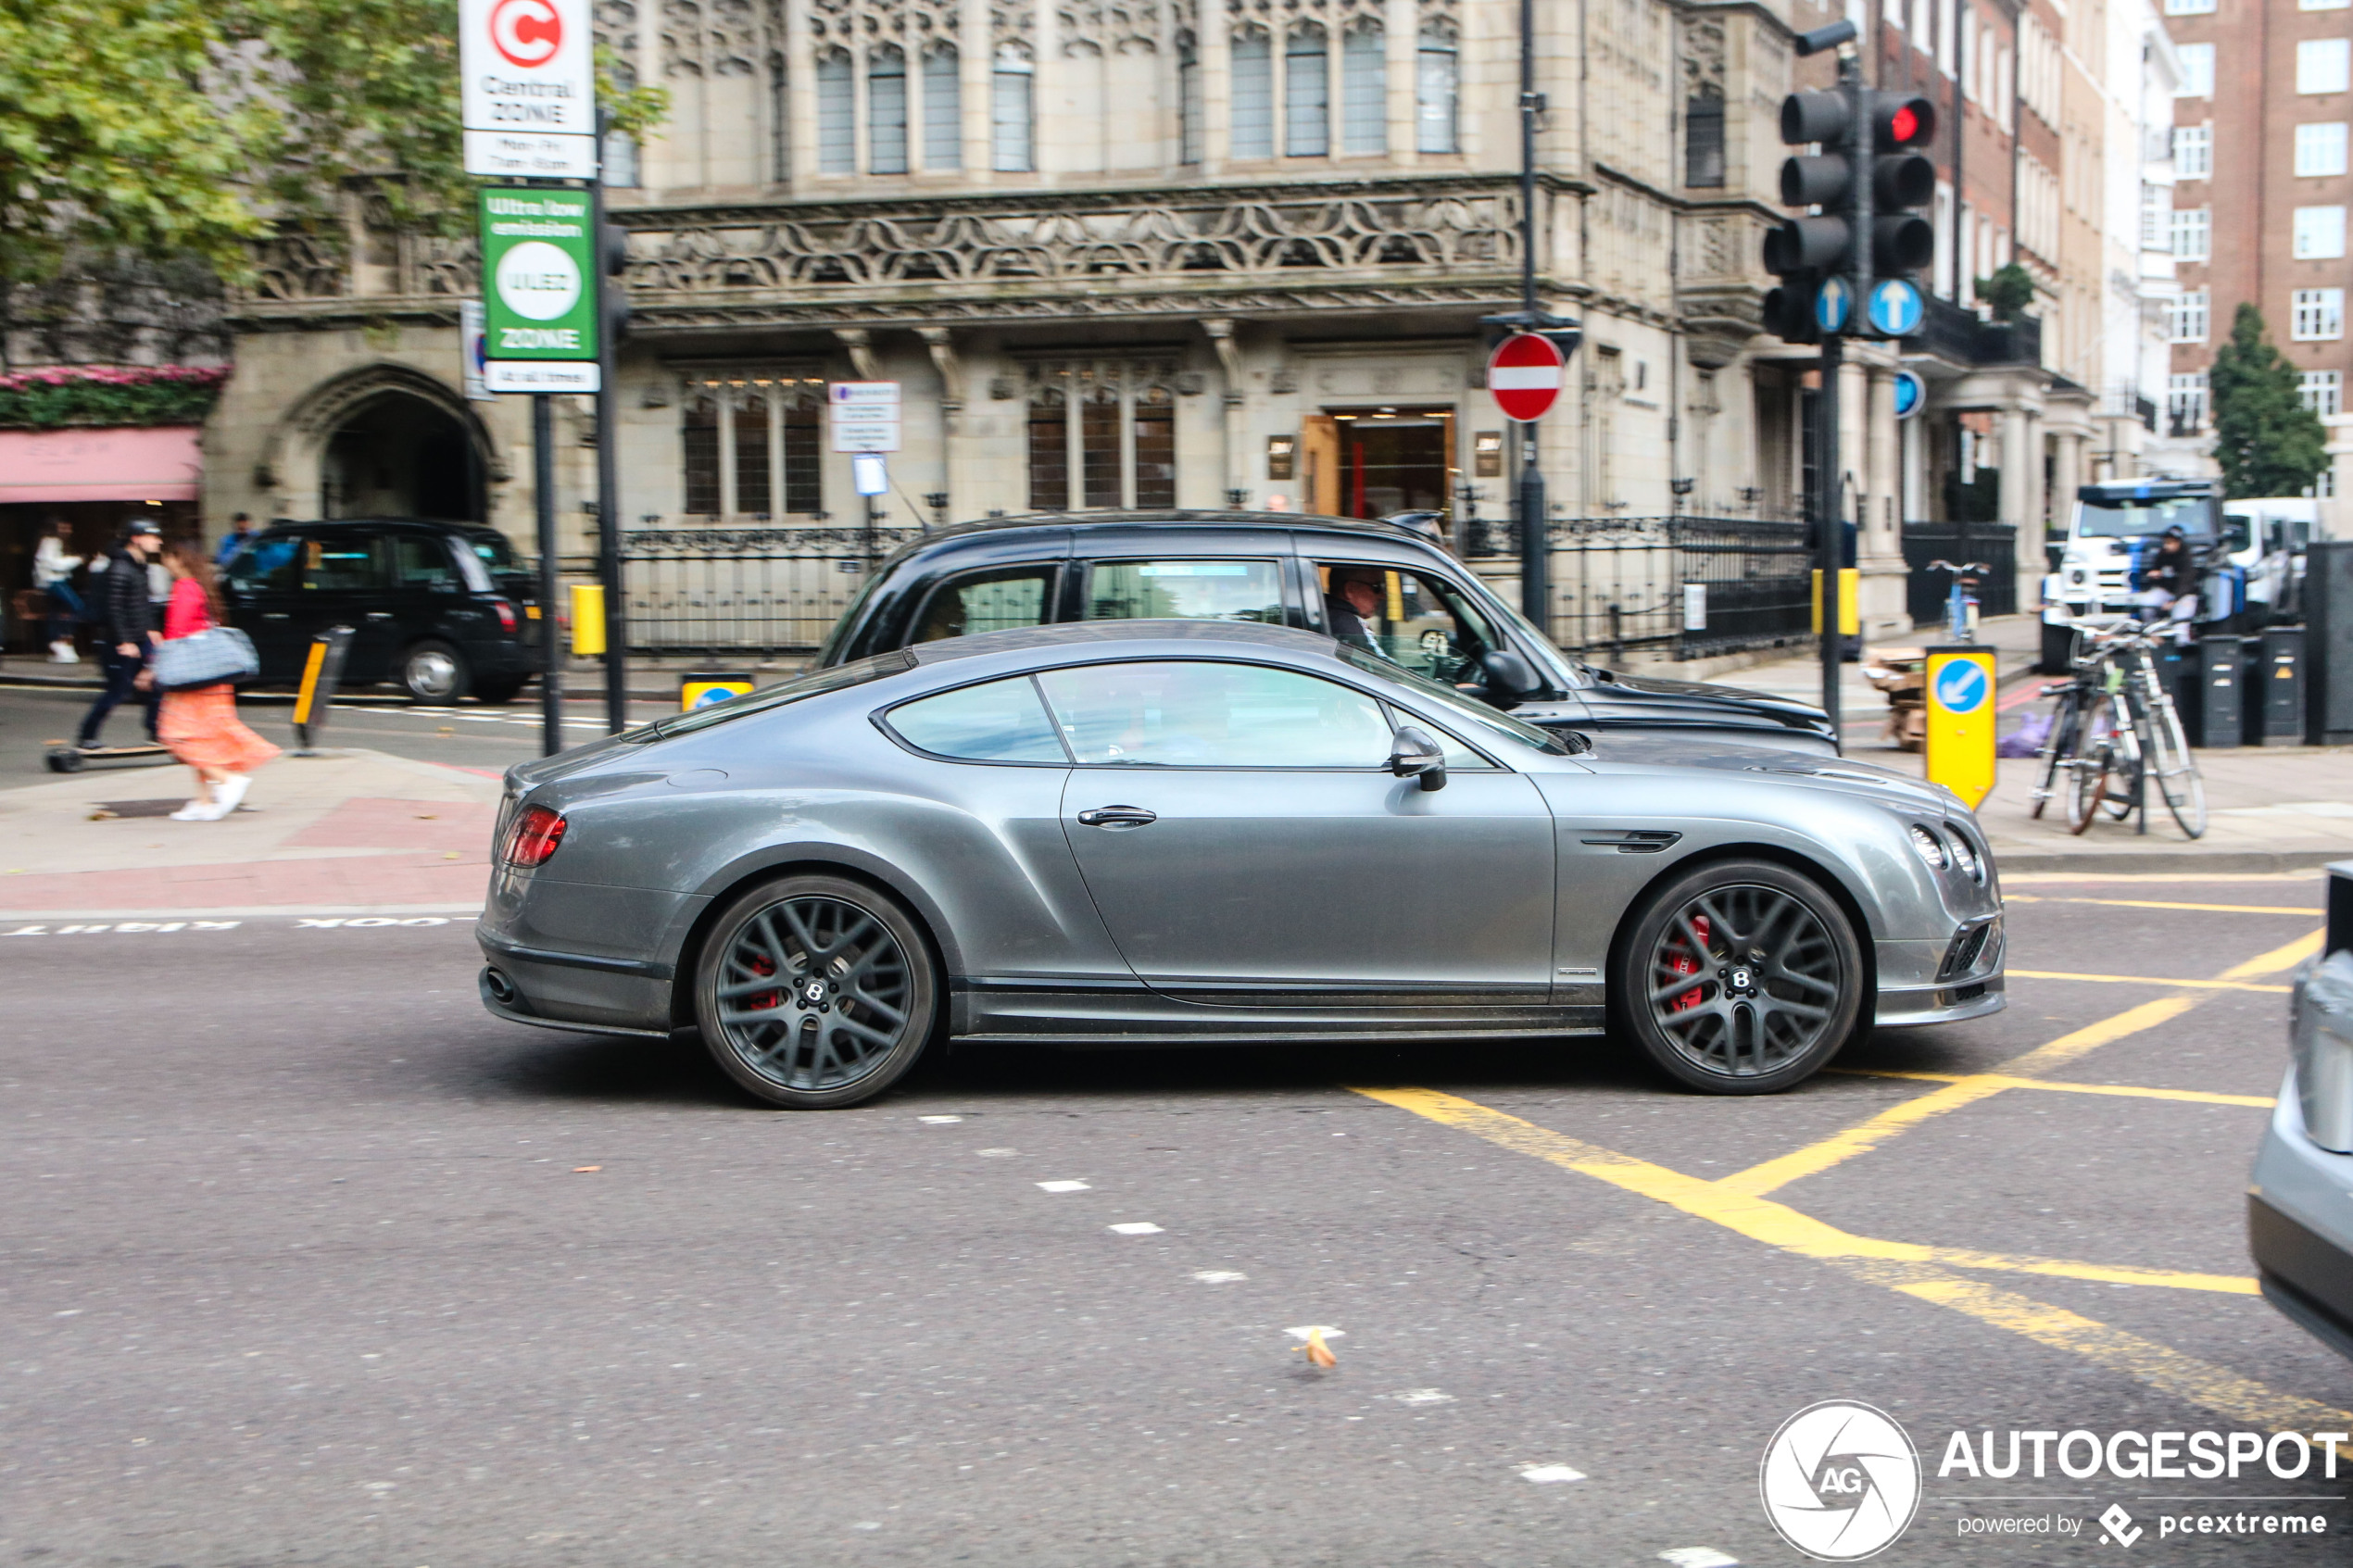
[953,975,1601,1041]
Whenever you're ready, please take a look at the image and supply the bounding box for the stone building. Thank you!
[205,0,1944,655]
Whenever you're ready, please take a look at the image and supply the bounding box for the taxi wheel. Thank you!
[401,640,471,704]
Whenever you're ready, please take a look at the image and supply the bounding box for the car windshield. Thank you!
[2077,496,2217,538]
[1337,646,1569,756]
[467,532,521,570]
[625,649,917,741]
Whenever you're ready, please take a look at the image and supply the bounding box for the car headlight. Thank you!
[1944,827,1982,880]
[1906,822,1948,869]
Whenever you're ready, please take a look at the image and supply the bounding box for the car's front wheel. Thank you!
[693,874,937,1110]
[1611,858,1864,1094]
[400,639,471,704]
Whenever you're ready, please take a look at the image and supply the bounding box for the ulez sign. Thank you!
[478,188,600,393]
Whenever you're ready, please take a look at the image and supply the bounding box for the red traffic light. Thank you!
[1872,94,1937,151]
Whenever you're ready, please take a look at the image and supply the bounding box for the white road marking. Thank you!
[1382,1388,1455,1406]
[1518,1464,1587,1484]
[1190,1270,1247,1284]
[6,920,241,936]
[915,1114,963,1123]
[1035,1180,1089,1193]
[1282,1325,1346,1341]
[1108,1222,1163,1235]
[976,1148,1019,1158]
[1658,1550,1740,1568]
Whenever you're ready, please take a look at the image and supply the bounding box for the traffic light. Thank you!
[1868,93,1937,282]
[599,219,631,345]
[1761,86,1860,343]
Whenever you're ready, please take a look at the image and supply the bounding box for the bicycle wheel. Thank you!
[2141,685,2208,838]
[2102,725,2144,822]
[2067,746,2108,834]
[2030,689,2082,820]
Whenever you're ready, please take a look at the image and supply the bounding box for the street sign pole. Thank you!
[1515,0,1547,628]
[592,176,626,735]
[534,393,563,757]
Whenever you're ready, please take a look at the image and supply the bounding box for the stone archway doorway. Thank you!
[321,391,485,521]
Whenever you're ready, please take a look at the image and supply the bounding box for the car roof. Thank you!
[907,619,1332,666]
[264,517,501,535]
[904,508,1426,551]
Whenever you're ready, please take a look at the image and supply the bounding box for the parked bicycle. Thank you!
[2028,612,2206,838]
[1926,558,1987,644]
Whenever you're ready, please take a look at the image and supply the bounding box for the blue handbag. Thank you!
[152,626,260,691]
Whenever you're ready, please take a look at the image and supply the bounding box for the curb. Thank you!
[1994,848,2352,876]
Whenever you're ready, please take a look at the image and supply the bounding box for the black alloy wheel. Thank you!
[1612,858,1864,1094]
[694,873,937,1110]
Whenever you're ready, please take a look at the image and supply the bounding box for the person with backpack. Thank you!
[74,519,164,750]
[154,540,277,820]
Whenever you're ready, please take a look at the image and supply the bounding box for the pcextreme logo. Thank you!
[1760,1400,1924,1561]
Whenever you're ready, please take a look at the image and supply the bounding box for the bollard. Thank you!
[679,671,756,713]
[570,583,607,658]
[291,625,355,755]
[1924,645,1996,809]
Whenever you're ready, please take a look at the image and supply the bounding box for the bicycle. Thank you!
[1926,559,1987,644]
[2030,613,2206,838]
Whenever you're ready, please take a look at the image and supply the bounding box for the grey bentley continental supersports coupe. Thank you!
[477,622,2005,1109]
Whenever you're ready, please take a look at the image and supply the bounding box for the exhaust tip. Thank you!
[482,967,518,1006]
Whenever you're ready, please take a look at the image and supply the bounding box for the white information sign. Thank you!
[484,360,602,393]
[851,452,890,496]
[1682,582,1707,632]
[828,380,902,453]
[459,300,495,402]
[460,0,597,175]
[463,129,598,179]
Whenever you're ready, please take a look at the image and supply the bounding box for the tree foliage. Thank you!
[1973,262,2037,324]
[0,0,669,281]
[2209,303,2329,500]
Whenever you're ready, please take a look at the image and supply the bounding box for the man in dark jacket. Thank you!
[75,519,165,748]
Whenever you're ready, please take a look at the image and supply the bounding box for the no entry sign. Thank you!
[1488,333,1565,423]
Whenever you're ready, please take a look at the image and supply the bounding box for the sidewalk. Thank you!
[1712,614,2353,873]
[0,747,501,919]
[0,652,808,705]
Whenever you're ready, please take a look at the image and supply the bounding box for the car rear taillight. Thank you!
[490,598,519,634]
[501,805,566,868]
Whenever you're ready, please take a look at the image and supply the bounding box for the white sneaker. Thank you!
[169,801,214,822]
[48,642,78,663]
[213,775,252,814]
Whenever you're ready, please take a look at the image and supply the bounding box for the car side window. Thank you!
[225,534,300,592]
[304,533,392,592]
[1315,562,1498,685]
[1085,559,1283,624]
[394,535,462,593]
[884,675,1069,763]
[1035,660,1394,768]
[909,566,1057,645]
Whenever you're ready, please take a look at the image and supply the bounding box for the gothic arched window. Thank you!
[1286,24,1329,157]
[1341,21,1385,155]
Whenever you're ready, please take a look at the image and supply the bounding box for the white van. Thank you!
[2222,496,2324,621]
[2039,479,2224,671]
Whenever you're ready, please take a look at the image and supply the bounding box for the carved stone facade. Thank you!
[206,0,1904,638]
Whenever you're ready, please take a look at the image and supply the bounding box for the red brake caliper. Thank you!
[1667,914,1711,1012]
[745,952,780,1010]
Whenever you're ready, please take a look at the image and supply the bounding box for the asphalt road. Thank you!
[3,879,2346,1565]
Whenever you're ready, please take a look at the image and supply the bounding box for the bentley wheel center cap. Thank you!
[802,981,827,1007]
[1730,967,1754,991]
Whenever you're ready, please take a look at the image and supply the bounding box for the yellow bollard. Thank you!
[1924,645,1997,809]
[1808,569,1860,636]
[570,583,607,657]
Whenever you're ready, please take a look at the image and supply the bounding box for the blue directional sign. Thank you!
[1868,278,1925,337]
[1931,658,1989,714]
[1815,275,1853,334]
[1893,368,1925,420]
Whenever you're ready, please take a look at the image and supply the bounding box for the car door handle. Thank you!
[366,611,394,620]
[1076,805,1157,829]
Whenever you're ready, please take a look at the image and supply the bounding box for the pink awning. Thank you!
[0,426,203,503]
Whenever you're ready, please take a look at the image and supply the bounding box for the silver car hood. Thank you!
[1582,734,1961,817]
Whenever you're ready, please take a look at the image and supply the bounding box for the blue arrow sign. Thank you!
[1868,279,1925,337]
[1893,368,1925,420]
[1815,276,1852,334]
[1931,659,1989,714]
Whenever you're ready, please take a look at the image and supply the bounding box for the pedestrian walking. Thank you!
[155,540,277,821]
[214,512,255,568]
[32,517,83,663]
[75,519,164,750]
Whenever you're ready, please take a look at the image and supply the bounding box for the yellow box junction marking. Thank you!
[2008,971,2293,994]
[2005,895,2322,917]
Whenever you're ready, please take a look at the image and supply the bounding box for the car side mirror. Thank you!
[1481,648,1537,702]
[1390,725,1447,792]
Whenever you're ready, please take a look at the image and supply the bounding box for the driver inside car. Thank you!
[1321,566,1386,653]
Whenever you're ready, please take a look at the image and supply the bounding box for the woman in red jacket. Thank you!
[155,541,279,821]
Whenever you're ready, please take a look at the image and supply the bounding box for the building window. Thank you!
[816,51,855,173]
[601,131,641,188]
[2176,43,2215,97]
[2307,0,2352,10]
[2174,123,2212,177]
[1178,36,1202,163]
[1685,94,1726,186]
[2164,0,2215,12]
[2170,288,2210,343]
[870,47,909,175]
[2296,206,2348,258]
[1286,26,1330,157]
[2171,207,2212,260]
[1231,30,1275,157]
[680,382,824,519]
[2297,122,2351,176]
[1416,22,1458,154]
[991,44,1034,171]
[1340,22,1386,155]
[923,45,962,170]
[2305,370,2346,418]
[2168,372,2210,433]
[1024,360,1179,511]
[2295,287,2347,340]
[683,397,721,515]
[2299,38,2352,94]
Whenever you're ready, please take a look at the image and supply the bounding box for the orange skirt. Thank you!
[158,684,281,772]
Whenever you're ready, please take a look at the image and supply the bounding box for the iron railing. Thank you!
[618,524,925,657]
[1900,521,2020,625]
[1542,515,1815,660]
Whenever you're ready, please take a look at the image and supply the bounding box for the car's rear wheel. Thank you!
[1611,858,1864,1095]
[400,639,471,704]
[694,874,937,1110]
